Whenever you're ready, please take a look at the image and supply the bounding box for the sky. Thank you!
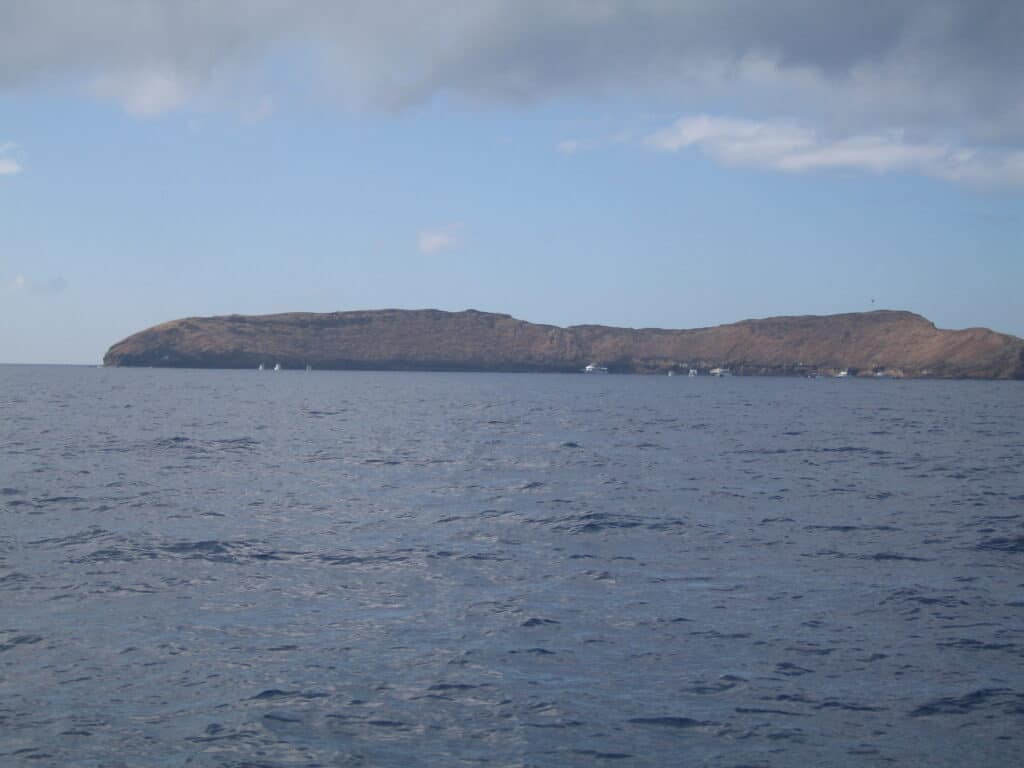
[1,1,1022,364]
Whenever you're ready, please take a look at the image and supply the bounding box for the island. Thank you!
[103,308,1024,379]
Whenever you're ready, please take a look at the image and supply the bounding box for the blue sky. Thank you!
[1,2,1022,364]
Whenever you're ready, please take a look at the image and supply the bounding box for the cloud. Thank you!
[90,68,193,118]
[0,142,21,175]
[556,139,582,155]
[556,130,633,155]
[0,2,1022,186]
[417,225,461,255]
[8,274,69,294]
[646,114,1024,186]
[0,3,1018,133]
[240,94,275,124]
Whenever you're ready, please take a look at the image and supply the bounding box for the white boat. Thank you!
[583,363,608,374]
[273,363,282,371]
[667,370,674,377]
[709,367,731,377]
[688,368,697,377]
[835,369,849,378]
[258,363,264,371]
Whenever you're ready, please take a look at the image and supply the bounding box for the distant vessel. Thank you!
[274,363,281,371]
[835,369,849,378]
[667,370,674,377]
[709,367,731,377]
[258,363,264,371]
[584,363,609,374]
[688,368,697,377]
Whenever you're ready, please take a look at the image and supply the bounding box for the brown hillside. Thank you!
[103,309,1024,379]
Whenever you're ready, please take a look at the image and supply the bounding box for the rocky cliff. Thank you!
[103,309,1024,379]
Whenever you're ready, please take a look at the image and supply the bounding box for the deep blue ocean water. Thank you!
[1,365,1022,767]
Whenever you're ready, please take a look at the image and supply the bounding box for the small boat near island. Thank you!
[258,363,264,371]
[584,363,609,374]
[689,368,697,377]
[274,363,281,371]
[709,367,731,377]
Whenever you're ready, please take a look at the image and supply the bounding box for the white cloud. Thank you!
[8,274,68,294]
[556,130,633,155]
[646,114,1024,186]
[90,69,193,118]
[417,225,461,255]
[0,141,21,175]
[557,139,582,155]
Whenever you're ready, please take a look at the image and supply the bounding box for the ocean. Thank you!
[2,365,1022,767]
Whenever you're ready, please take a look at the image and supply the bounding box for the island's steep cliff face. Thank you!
[103,309,1024,379]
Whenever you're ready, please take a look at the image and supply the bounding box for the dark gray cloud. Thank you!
[1,1,1021,143]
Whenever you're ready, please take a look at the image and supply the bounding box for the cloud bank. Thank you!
[1,2,1021,184]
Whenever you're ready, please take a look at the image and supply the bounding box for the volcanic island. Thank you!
[103,308,1024,379]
